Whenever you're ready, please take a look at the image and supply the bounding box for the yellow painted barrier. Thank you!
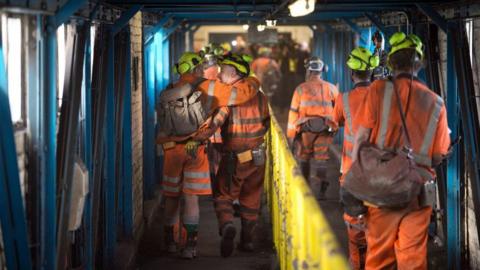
[264,115,349,270]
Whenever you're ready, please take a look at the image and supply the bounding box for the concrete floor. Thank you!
[136,106,446,269]
[136,196,273,270]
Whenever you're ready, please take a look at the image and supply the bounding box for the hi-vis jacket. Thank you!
[287,77,339,139]
[357,74,451,178]
[331,82,371,177]
[193,81,269,152]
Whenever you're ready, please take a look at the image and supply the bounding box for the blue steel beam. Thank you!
[145,14,173,36]
[51,0,87,28]
[40,1,87,268]
[163,20,182,42]
[83,23,94,270]
[0,40,33,270]
[104,31,116,268]
[41,16,57,270]
[112,5,143,36]
[416,3,448,33]
[446,28,461,270]
[364,12,391,36]
[342,18,367,44]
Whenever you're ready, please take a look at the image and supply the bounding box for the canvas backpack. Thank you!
[158,78,207,136]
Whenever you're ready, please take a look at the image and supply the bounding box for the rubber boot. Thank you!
[298,160,310,182]
[318,180,330,200]
[311,161,329,200]
[220,222,236,257]
[164,225,177,253]
[239,219,256,252]
[181,231,198,259]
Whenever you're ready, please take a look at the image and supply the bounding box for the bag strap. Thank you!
[388,79,412,149]
[192,78,207,90]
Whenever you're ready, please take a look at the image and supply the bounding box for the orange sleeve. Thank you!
[192,106,230,141]
[331,93,345,127]
[432,105,451,156]
[356,84,378,129]
[287,88,301,138]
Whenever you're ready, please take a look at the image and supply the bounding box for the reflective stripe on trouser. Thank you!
[162,144,212,197]
[294,132,333,161]
[214,157,265,229]
[344,213,366,270]
[365,205,432,270]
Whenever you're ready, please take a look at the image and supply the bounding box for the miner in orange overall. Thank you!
[156,52,211,259]
[191,53,270,258]
[287,57,339,199]
[157,51,258,259]
[330,47,379,270]
[353,33,451,270]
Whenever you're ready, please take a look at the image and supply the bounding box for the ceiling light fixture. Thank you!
[288,0,316,17]
[257,24,266,32]
[266,19,277,27]
[242,24,249,30]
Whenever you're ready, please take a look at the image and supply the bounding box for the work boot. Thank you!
[298,160,310,181]
[239,219,256,252]
[220,222,236,257]
[181,231,198,259]
[164,225,177,253]
[317,180,330,200]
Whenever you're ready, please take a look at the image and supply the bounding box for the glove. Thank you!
[185,140,201,159]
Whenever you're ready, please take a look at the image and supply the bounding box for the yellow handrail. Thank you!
[264,115,349,270]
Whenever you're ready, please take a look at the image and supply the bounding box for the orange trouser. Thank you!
[162,144,211,197]
[214,154,265,229]
[344,213,367,270]
[294,132,333,161]
[365,205,432,270]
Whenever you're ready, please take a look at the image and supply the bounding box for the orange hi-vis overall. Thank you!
[332,82,371,270]
[193,83,270,228]
[159,73,212,197]
[357,74,451,270]
[251,57,280,84]
[287,77,339,161]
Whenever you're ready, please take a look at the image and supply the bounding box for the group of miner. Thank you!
[156,31,451,270]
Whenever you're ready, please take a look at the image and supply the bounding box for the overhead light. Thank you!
[242,24,249,30]
[266,19,277,27]
[289,0,316,17]
[231,40,238,46]
[257,24,266,32]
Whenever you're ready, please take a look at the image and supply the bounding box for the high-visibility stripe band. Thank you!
[228,87,238,106]
[344,134,354,143]
[163,175,180,184]
[205,80,215,110]
[231,117,264,125]
[419,95,444,158]
[343,93,353,139]
[184,182,211,190]
[290,107,299,113]
[300,100,332,107]
[228,129,267,138]
[377,81,394,148]
[412,153,432,167]
[163,185,180,193]
[287,123,296,130]
[184,171,210,179]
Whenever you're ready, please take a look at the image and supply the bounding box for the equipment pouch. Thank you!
[237,150,253,163]
[163,141,176,150]
[252,145,266,166]
[419,180,437,208]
